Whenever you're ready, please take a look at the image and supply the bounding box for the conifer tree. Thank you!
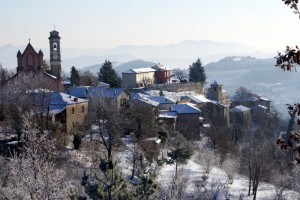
[188,58,206,84]
[98,60,122,88]
[133,173,157,199]
[70,66,80,86]
[82,157,128,200]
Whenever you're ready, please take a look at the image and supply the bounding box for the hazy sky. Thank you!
[1,0,300,51]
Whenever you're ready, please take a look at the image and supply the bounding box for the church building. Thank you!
[9,30,64,91]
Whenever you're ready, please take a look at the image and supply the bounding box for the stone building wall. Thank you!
[65,102,88,133]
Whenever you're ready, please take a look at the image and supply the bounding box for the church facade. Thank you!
[9,30,64,91]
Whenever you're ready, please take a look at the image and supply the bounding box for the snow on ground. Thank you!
[155,138,299,199]
[157,157,299,199]
[68,132,299,199]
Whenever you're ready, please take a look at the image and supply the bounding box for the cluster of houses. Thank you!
[4,29,271,136]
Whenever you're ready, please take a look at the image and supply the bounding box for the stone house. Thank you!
[151,63,171,84]
[158,110,178,131]
[122,68,156,88]
[251,104,269,123]
[30,90,88,134]
[229,105,251,129]
[48,92,88,133]
[170,103,202,135]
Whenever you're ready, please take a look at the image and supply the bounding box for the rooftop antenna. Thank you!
[29,38,30,44]
[54,24,56,30]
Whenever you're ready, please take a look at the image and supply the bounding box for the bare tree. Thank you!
[233,86,253,106]
[1,112,69,199]
[222,157,238,184]
[80,70,99,86]
[196,146,219,173]
[172,68,187,82]
[88,97,126,160]
[193,177,229,200]
[239,137,273,200]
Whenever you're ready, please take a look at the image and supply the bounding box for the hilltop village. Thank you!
[0,30,299,199]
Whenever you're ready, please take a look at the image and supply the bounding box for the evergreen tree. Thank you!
[188,58,206,84]
[70,66,80,86]
[132,173,157,199]
[98,60,122,88]
[82,157,128,200]
[167,147,193,178]
[73,132,82,150]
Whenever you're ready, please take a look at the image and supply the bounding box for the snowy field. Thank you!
[157,157,298,199]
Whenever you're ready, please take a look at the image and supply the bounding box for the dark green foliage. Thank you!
[166,145,193,177]
[82,157,128,200]
[73,133,82,150]
[0,65,12,87]
[98,60,122,88]
[188,58,206,84]
[132,173,157,199]
[157,126,168,148]
[70,66,80,86]
[159,88,164,96]
[167,147,193,165]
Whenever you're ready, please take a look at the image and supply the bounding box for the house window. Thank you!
[82,106,85,113]
[72,107,75,114]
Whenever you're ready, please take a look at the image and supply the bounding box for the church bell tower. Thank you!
[49,30,61,78]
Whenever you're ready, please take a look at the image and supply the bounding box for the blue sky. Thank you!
[1,0,300,51]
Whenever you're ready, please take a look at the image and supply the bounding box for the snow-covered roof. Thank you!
[131,94,160,107]
[203,124,211,128]
[66,86,107,98]
[248,95,260,102]
[260,97,270,102]
[184,95,211,104]
[171,103,201,114]
[158,110,178,118]
[230,105,250,113]
[66,87,125,99]
[44,72,57,79]
[30,90,88,116]
[252,104,268,110]
[145,137,161,144]
[147,96,176,104]
[103,88,127,98]
[151,64,171,71]
[123,68,156,74]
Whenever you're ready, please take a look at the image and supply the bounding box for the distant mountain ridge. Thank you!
[0,40,273,72]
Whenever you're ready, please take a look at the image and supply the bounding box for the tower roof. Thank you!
[49,30,60,39]
[17,50,21,57]
[211,80,221,86]
[38,49,43,55]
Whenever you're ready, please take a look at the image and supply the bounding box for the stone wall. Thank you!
[65,102,88,133]
[146,82,203,94]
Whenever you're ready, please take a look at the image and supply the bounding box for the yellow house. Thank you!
[122,68,156,88]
